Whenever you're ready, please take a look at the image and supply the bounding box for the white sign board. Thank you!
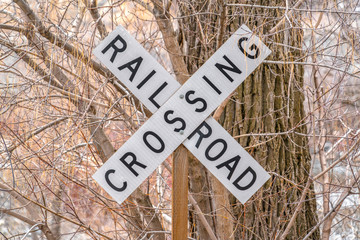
[93,25,271,204]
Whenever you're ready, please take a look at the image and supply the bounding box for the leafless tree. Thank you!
[0,0,359,239]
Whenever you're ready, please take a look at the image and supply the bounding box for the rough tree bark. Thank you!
[175,0,319,239]
[225,1,319,239]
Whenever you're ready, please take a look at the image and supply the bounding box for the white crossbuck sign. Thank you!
[93,25,271,204]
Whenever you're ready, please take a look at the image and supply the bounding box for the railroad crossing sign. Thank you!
[92,25,271,204]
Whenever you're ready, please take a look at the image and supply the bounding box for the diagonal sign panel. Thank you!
[93,25,271,204]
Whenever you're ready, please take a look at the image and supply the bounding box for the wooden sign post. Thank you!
[172,145,188,239]
[92,24,271,239]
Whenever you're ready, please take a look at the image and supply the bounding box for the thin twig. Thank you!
[226,3,360,15]
[189,194,218,240]
[0,132,14,188]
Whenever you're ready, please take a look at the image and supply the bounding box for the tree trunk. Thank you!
[176,0,319,239]
[224,1,319,239]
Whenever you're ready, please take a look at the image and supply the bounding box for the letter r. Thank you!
[102,35,127,62]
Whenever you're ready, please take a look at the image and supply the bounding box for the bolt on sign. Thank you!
[93,25,271,204]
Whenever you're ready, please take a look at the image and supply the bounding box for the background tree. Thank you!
[174,1,319,239]
[1,0,359,239]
